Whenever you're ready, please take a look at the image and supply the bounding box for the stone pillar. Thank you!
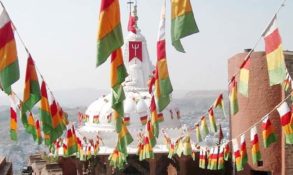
[228,51,283,174]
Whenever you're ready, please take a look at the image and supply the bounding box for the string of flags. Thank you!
[158,0,293,172]
[39,0,293,172]
[0,3,69,146]
[1,0,292,172]
[160,91,293,171]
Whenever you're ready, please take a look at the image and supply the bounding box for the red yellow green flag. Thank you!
[181,134,192,156]
[66,127,78,156]
[108,149,127,170]
[208,107,217,133]
[250,126,262,165]
[218,124,224,144]
[94,140,100,156]
[207,147,218,170]
[213,94,226,118]
[9,93,18,140]
[149,96,159,138]
[168,143,175,159]
[123,117,130,126]
[22,56,41,112]
[35,120,42,145]
[157,113,164,122]
[282,73,291,92]
[262,115,277,148]
[276,102,293,144]
[40,81,53,145]
[140,136,154,161]
[0,9,20,94]
[57,103,68,127]
[111,49,133,155]
[200,116,209,138]
[218,146,225,170]
[146,119,156,148]
[49,97,64,141]
[62,141,68,156]
[232,139,243,171]
[199,148,206,169]
[194,123,202,142]
[240,134,248,167]
[155,1,173,112]
[140,115,147,125]
[137,138,144,160]
[224,143,231,161]
[77,137,82,152]
[96,0,123,66]
[239,57,251,97]
[171,0,199,52]
[229,76,239,115]
[93,115,99,124]
[114,112,133,154]
[263,16,286,86]
[27,112,37,141]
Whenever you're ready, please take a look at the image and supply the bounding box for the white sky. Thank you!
[1,0,293,93]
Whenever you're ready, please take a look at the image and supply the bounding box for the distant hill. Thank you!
[0,88,227,108]
[182,90,227,99]
[0,88,109,108]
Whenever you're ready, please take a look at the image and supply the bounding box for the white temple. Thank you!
[77,5,184,155]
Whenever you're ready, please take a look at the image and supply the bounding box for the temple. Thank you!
[77,3,182,156]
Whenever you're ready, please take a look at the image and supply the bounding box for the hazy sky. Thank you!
[1,0,293,93]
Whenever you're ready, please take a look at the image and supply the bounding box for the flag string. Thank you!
[0,1,60,102]
[194,91,292,151]
[228,91,291,143]
[179,0,290,147]
[227,0,287,86]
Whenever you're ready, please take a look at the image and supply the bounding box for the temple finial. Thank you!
[127,0,134,15]
[127,0,139,33]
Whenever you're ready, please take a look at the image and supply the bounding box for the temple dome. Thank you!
[136,98,148,114]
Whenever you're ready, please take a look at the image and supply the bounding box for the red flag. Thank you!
[129,41,142,61]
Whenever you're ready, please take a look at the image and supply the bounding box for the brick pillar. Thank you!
[105,157,112,175]
[283,52,293,175]
[149,158,156,175]
[228,51,283,174]
[178,156,189,175]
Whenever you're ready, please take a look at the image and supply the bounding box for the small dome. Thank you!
[136,98,148,115]
[124,97,137,114]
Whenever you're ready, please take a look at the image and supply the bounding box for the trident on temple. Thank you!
[132,43,140,57]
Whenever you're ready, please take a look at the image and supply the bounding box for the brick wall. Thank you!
[284,52,293,175]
